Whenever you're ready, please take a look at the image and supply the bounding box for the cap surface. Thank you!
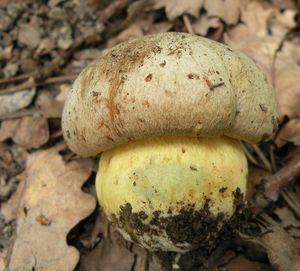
[62,32,279,157]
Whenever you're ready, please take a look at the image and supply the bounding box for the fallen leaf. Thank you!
[79,213,135,271]
[107,23,144,48]
[7,144,96,271]
[275,206,300,229]
[0,119,19,142]
[79,237,135,271]
[193,14,221,36]
[0,88,36,118]
[0,0,22,8]
[218,255,274,271]
[35,38,55,57]
[270,0,299,10]
[204,0,244,25]
[0,116,49,149]
[21,115,48,148]
[3,62,19,78]
[152,0,204,20]
[0,251,6,271]
[272,41,300,118]
[36,91,65,118]
[276,119,300,147]
[17,17,41,49]
[146,21,173,35]
[224,2,300,118]
[56,84,71,103]
[0,145,27,202]
[0,172,26,222]
[261,231,300,271]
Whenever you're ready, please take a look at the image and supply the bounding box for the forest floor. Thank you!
[0,0,300,270]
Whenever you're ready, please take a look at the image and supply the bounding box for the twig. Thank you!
[252,144,272,173]
[183,15,194,34]
[43,74,77,85]
[0,36,84,96]
[0,79,35,95]
[264,155,300,201]
[0,108,40,121]
[269,145,277,172]
[0,74,76,95]
[241,143,259,166]
[50,130,63,139]
[281,187,300,218]
[0,72,35,85]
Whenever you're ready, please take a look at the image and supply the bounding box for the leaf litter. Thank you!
[5,144,95,271]
[0,0,300,270]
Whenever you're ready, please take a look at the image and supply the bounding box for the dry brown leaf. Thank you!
[276,119,300,147]
[0,251,6,271]
[0,172,26,222]
[217,255,274,271]
[79,238,135,271]
[0,0,22,8]
[275,206,300,229]
[107,23,144,48]
[0,116,49,149]
[17,17,41,49]
[261,231,300,271]
[0,119,19,142]
[36,91,65,118]
[224,2,300,118]
[7,144,96,271]
[152,0,204,20]
[204,0,244,25]
[146,21,173,35]
[79,213,135,271]
[272,41,300,118]
[0,88,36,118]
[193,14,221,36]
[270,0,299,10]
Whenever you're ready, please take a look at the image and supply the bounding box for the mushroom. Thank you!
[62,32,279,253]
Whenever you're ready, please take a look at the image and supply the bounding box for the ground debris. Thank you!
[0,0,300,270]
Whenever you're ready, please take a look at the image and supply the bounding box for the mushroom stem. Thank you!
[96,136,247,252]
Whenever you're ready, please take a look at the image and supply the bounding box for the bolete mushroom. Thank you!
[62,32,279,253]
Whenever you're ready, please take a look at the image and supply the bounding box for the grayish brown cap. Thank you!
[62,32,279,157]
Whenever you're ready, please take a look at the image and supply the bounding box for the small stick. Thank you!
[0,72,35,85]
[264,155,300,201]
[0,74,76,95]
[50,130,63,139]
[281,188,300,218]
[0,108,39,121]
[183,15,194,34]
[269,145,277,172]
[252,144,272,173]
[241,143,259,166]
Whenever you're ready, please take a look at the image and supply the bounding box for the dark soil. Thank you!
[116,188,246,270]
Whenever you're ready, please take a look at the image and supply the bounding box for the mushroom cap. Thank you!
[62,32,279,157]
